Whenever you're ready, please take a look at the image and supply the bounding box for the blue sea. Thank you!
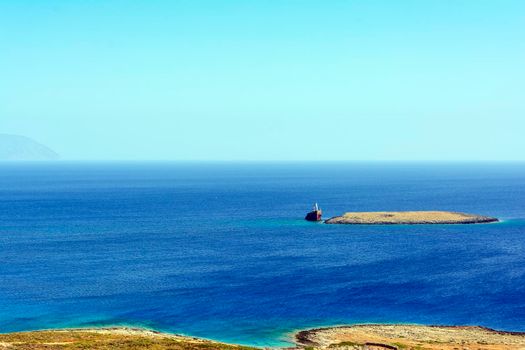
[1,162,525,346]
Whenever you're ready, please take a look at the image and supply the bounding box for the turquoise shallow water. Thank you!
[0,162,524,346]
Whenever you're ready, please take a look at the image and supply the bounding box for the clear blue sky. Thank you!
[1,0,524,160]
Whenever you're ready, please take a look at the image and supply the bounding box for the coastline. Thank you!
[0,326,257,349]
[3,324,525,349]
[295,324,525,349]
[324,211,499,225]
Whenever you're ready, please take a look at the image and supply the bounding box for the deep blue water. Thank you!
[1,162,525,346]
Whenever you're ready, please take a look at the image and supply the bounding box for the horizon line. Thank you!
[1,159,525,163]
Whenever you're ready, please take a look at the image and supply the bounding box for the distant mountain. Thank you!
[0,134,59,160]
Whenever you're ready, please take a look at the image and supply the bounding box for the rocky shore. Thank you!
[324,211,498,225]
[295,324,525,349]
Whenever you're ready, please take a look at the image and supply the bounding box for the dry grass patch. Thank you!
[0,328,257,350]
